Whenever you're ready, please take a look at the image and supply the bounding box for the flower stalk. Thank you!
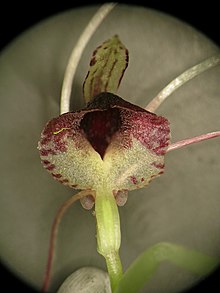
[95,187,123,291]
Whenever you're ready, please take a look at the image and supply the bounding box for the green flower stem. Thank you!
[106,250,123,292]
[95,187,123,292]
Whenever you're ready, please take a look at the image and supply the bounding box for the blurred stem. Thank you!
[167,131,220,152]
[41,190,95,292]
[95,187,123,292]
[115,242,219,293]
[60,3,117,114]
[106,251,123,292]
[146,53,220,113]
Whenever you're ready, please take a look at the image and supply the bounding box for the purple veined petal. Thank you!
[38,93,170,191]
[38,111,103,190]
[60,4,117,114]
[97,94,170,191]
[83,35,129,103]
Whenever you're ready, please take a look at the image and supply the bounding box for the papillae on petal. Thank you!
[38,93,170,191]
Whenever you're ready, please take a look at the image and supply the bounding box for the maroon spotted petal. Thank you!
[38,93,170,191]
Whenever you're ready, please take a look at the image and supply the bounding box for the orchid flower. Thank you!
[38,6,220,293]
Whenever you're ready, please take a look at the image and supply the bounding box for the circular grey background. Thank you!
[0,4,219,293]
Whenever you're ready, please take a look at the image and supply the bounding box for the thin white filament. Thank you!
[146,54,220,113]
[167,131,220,152]
[60,3,117,114]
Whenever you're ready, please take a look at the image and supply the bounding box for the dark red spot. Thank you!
[40,136,51,145]
[81,108,121,159]
[52,173,62,178]
[150,174,158,180]
[46,164,55,171]
[40,149,48,156]
[59,179,69,184]
[71,184,78,188]
[90,56,96,66]
[158,171,164,175]
[49,130,70,153]
[117,48,129,87]
[54,140,67,153]
[141,177,145,182]
[40,149,56,156]
[130,176,138,184]
[151,162,165,169]
[42,160,50,165]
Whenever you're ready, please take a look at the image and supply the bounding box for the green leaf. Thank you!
[83,35,128,103]
[115,242,219,293]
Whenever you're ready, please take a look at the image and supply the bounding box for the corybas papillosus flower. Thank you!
[38,34,220,292]
[39,92,170,198]
[39,35,170,203]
